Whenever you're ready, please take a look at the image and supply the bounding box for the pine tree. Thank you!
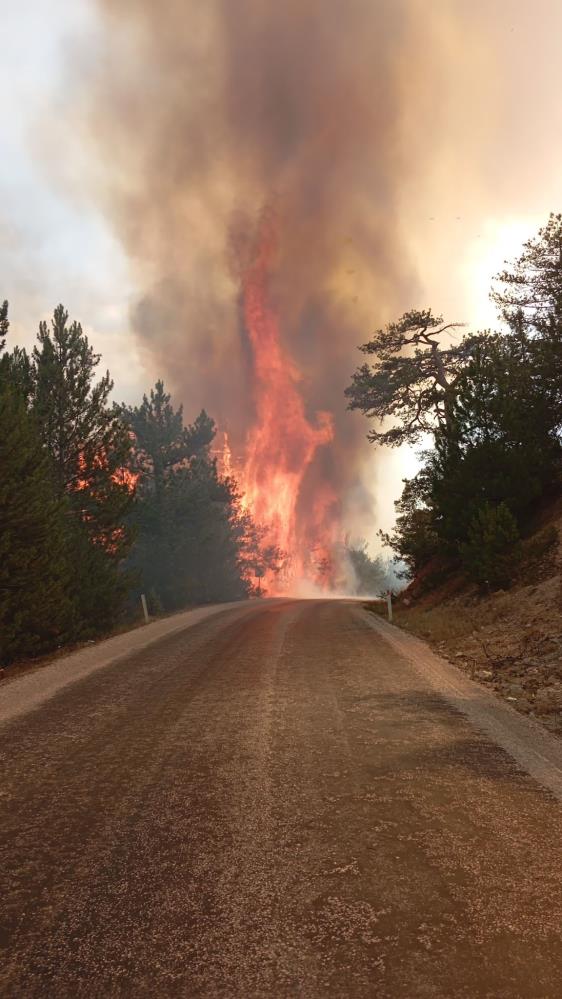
[0,381,74,664]
[429,329,561,551]
[125,381,216,486]
[0,300,8,354]
[492,214,562,432]
[185,409,216,457]
[123,383,218,608]
[377,467,440,577]
[30,305,135,631]
[4,345,33,403]
[32,305,127,491]
[492,213,562,331]
[460,502,521,591]
[345,309,479,446]
[123,382,265,609]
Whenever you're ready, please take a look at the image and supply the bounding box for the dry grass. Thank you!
[367,505,562,735]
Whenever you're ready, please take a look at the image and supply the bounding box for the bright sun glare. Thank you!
[462,217,542,331]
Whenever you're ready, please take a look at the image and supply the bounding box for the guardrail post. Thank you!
[141,594,150,624]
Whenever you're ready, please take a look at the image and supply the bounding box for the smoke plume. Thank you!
[74,0,491,581]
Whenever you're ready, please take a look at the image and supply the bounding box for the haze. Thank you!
[2,0,562,537]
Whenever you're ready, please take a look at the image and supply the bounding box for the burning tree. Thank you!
[27,306,135,632]
[122,380,280,609]
[231,210,337,591]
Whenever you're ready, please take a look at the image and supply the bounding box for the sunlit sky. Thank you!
[2,0,562,536]
[1,0,141,399]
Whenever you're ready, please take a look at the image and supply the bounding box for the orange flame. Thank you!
[74,450,138,555]
[235,212,338,592]
[75,450,139,494]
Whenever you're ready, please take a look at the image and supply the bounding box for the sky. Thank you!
[0,0,141,400]
[2,0,562,539]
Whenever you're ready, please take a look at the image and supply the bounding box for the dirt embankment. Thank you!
[370,502,562,736]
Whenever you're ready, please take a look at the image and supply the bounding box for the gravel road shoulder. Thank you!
[0,600,258,728]
[359,605,562,801]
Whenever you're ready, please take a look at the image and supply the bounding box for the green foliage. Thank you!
[353,216,562,588]
[233,506,284,594]
[345,309,475,446]
[492,215,562,431]
[65,523,132,639]
[123,381,278,610]
[428,327,561,556]
[125,380,199,485]
[30,305,135,623]
[32,305,132,494]
[492,212,562,331]
[378,468,441,577]
[459,502,521,591]
[3,345,33,403]
[0,380,74,664]
[0,300,8,354]
[0,301,135,662]
[1,301,278,665]
[185,409,217,458]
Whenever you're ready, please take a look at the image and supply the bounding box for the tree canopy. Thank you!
[345,309,475,446]
[350,216,562,591]
[1,300,282,665]
[0,306,74,662]
[491,212,562,331]
[122,382,280,611]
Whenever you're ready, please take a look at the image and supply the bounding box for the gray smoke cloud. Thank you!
[73,0,491,537]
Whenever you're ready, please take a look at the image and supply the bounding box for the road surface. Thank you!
[1,599,561,998]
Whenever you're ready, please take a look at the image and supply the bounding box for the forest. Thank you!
[0,305,286,665]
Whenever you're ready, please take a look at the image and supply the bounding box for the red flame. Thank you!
[74,450,138,554]
[75,450,139,495]
[235,212,338,592]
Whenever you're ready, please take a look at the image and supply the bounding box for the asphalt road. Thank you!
[1,599,562,998]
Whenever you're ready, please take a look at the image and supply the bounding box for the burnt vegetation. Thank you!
[347,214,562,592]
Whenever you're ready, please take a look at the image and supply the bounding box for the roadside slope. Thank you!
[378,501,562,735]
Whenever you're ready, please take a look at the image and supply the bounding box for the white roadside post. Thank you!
[140,594,150,624]
[386,590,393,623]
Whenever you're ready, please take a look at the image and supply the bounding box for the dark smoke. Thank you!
[79,0,469,535]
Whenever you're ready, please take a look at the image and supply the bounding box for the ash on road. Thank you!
[1,600,561,998]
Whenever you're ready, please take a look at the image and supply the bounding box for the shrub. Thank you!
[460,502,521,591]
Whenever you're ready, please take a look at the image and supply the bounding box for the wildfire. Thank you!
[111,466,140,492]
[75,450,139,495]
[233,211,338,592]
[74,449,138,555]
